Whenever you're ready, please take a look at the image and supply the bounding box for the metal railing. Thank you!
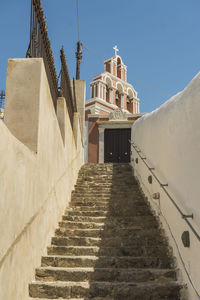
[60,46,77,128]
[26,0,58,109]
[129,140,200,242]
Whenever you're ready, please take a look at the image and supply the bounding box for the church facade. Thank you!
[85,47,143,163]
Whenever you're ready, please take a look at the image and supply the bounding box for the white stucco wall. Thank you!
[131,72,200,300]
[84,121,89,163]
[0,59,84,300]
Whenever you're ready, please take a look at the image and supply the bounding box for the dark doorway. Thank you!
[104,128,131,163]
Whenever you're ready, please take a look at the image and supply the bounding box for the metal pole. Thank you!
[76,41,82,80]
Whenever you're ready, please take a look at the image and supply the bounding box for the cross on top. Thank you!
[113,45,119,56]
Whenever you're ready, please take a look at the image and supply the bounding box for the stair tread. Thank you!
[42,255,162,259]
[29,163,183,299]
[30,280,180,287]
[48,245,170,250]
[37,266,174,272]
[56,228,160,232]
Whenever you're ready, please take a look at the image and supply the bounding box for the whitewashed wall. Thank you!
[0,59,84,300]
[131,73,200,300]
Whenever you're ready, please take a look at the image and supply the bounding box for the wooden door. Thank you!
[104,129,131,163]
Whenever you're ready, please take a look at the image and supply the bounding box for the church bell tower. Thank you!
[86,46,140,115]
[85,47,142,164]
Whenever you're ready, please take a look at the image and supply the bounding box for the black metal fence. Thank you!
[26,0,78,127]
[60,46,77,128]
[0,90,5,109]
[26,0,58,109]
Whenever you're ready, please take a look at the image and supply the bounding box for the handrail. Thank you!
[129,139,200,243]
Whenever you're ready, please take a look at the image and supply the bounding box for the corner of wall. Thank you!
[56,97,67,145]
[71,79,86,142]
[4,58,43,153]
[73,112,81,148]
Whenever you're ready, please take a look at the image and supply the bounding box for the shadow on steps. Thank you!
[29,163,183,300]
[81,163,181,300]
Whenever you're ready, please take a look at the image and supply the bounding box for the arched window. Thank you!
[116,83,123,108]
[106,85,110,102]
[105,77,112,103]
[115,90,120,107]
[117,57,121,79]
[91,85,94,98]
[127,89,134,113]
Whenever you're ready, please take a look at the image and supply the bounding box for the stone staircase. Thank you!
[29,163,183,299]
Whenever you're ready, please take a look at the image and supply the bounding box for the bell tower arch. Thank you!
[86,46,140,115]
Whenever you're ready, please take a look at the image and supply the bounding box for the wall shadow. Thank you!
[83,163,175,299]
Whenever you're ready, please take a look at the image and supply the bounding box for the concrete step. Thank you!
[70,200,110,206]
[72,192,139,197]
[74,185,113,189]
[68,205,109,211]
[71,196,146,202]
[30,298,112,300]
[59,221,105,230]
[73,190,141,197]
[47,246,100,256]
[68,203,148,212]
[62,215,107,223]
[72,190,138,195]
[58,220,159,230]
[47,245,172,258]
[67,211,108,217]
[74,187,138,192]
[29,281,182,299]
[51,235,168,247]
[76,181,135,186]
[55,228,104,238]
[78,173,133,176]
[71,196,111,201]
[71,196,143,202]
[75,184,136,188]
[55,228,163,239]
[35,267,177,283]
[41,255,173,269]
[62,215,159,226]
[29,298,86,300]
[67,206,153,217]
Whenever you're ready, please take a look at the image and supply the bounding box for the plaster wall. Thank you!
[131,72,200,300]
[84,121,89,163]
[71,80,85,143]
[0,58,84,300]
[88,118,99,163]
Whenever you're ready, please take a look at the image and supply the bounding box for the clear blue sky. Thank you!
[0,0,200,112]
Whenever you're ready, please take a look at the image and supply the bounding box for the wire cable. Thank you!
[129,77,171,97]
[76,0,80,41]
[82,43,105,61]
[82,43,171,98]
